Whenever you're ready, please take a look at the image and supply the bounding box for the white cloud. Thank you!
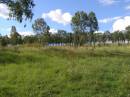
[95,31,104,33]
[98,0,119,5]
[42,9,72,25]
[99,16,121,23]
[7,31,35,37]
[19,31,35,36]
[112,16,130,31]
[49,28,58,34]
[0,3,9,19]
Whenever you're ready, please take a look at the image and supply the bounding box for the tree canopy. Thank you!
[71,11,98,46]
[0,0,35,22]
[10,26,22,45]
[32,18,50,35]
[32,18,50,44]
[88,12,98,32]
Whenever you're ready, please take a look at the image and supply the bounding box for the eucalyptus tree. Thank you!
[111,32,116,43]
[66,32,73,45]
[95,33,102,45]
[10,26,22,45]
[125,26,130,44]
[102,30,111,45]
[88,11,99,46]
[23,35,38,44]
[102,33,107,45]
[0,0,35,22]
[71,11,89,46]
[57,30,67,43]
[118,31,125,44]
[0,35,9,46]
[32,18,50,45]
[112,31,122,45]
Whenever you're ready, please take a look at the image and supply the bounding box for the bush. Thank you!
[0,37,8,47]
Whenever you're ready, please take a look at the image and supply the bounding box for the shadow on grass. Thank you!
[0,51,39,65]
[0,47,130,65]
[44,47,130,58]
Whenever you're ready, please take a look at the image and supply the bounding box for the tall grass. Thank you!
[0,46,130,97]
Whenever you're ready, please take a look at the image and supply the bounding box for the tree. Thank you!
[10,25,17,33]
[23,35,38,44]
[95,33,102,46]
[118,31,125,44]
[32,18,50,45]
[88,11,99,46]
[10,26,22,45]
[111,31,121,45]
[43,26,50,44]
[102,30,111,45]
[32,18,49,35]
[71,11,98,47]
[0,35,9,46]
[57,30,67,43]
[125,26,130,44]
[71,11,89,46]
[0,0,35,22]
[64,32,73,45]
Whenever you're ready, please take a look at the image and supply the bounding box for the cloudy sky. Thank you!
[0,0,130,36]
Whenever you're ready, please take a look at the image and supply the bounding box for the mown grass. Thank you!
[0,46,130,97]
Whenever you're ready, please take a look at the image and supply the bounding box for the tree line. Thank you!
[1,22,130,47]
[0,0,130,47]
[1,0,130,47]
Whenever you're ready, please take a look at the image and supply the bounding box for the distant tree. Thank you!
[125,26,130,44]
[0,0,35,22]
[112,31,121,45]
[106,31,111,41]
[118,31,125,44]
[0,35,9,46]
[10,26,22,45]
[88,11,99,46]
[102,33,107,45]
[95,33,102,45]
[10,26,17,33]
[71,11,89,46]
[57,30,67,43]
[66,32,73,45]
[111,32,116,43]
[32,18,48,35]
[43,26,50,44]
[32,18,50,45]
[23,35,38,44]
[102,31,111,45]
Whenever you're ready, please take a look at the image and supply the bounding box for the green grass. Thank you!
[0,46,130,97]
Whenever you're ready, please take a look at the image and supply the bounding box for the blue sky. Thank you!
[0,0,130,36]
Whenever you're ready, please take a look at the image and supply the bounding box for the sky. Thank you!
[0,0,130,36]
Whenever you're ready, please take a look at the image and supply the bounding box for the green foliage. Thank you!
[88,11,99,32]
[71,11,89,46]
[0,0,35,22]
[125,26,130,43]
[32,18,50,45]
[0,36,9,46]
[32,18,49,35]
[48,31,73,44]
[10,26,23,45]
[0,46,130,97]
[71,11,98,46]
[23,35,38,44]
[88,12,98,46]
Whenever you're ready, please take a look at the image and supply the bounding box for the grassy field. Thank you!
[0,46,130,97]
